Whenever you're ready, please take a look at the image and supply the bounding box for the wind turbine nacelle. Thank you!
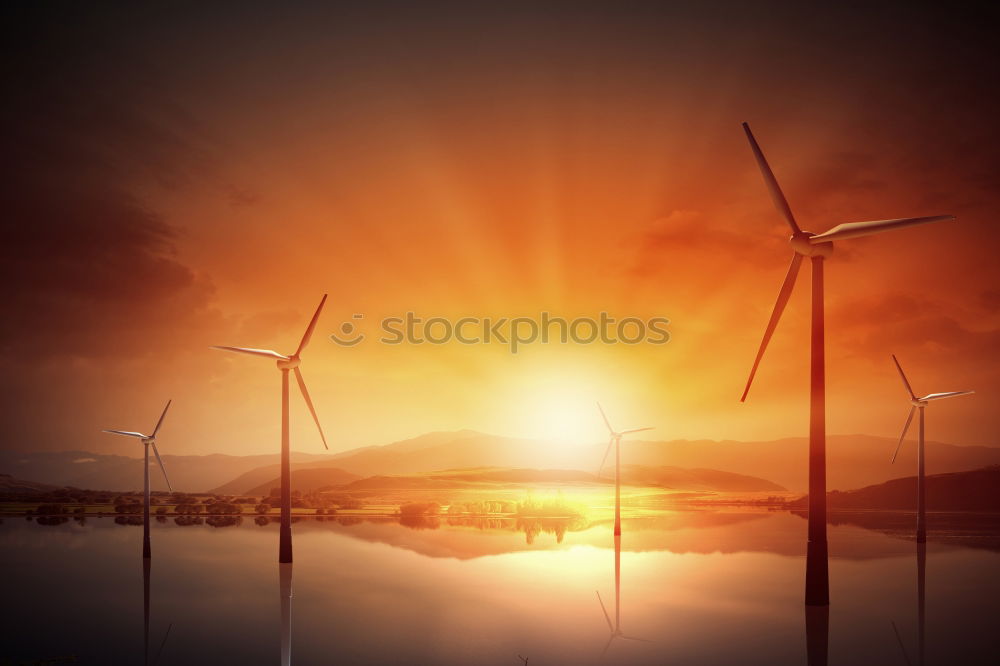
[277,356,301,370]
[790,232,833,258]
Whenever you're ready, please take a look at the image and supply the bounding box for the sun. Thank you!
[512,374,604,446]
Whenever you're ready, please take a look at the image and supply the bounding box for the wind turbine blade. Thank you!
[295,294,328,356]
[103,430,147,438]
[602,634,615,657]
[891,621,913,666]
[891,355,916,400]
[596,402,614,434]
[740,253,803,402]
[891,406,915,464]
[742,122,801,235]
[620,635,653,643]
[153,623,173,666]
[620,427,654,435]
[596,591,613,631]
[920,390,974,401]
[597,439,613,478]
[151,441,172,493]
[151,400,171,437]
[294,367,328,450]
[210,346,289,361]
[808,215,953,243]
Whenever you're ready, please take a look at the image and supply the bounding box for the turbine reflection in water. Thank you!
[596,534,651,657]
[142,557,171,666]
[804,541,830,665]
[280,562,293,666]
[893,542,928,666]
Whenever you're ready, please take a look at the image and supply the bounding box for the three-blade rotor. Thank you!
[596,402,652,477]
[102,399,173,492]
[211,295,329,450]
[596,590,651,655]
[889,355,974,463]
[739,123,955,402]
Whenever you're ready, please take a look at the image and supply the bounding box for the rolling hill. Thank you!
[0,473,58,493]
[243,467,360,496]
[790,466,1000,511]
[219,430,999,493]
[5,429,998,494]
[334,465,784,492]
[0,450,332,493]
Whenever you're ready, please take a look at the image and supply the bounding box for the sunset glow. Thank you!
[2,4,998,665]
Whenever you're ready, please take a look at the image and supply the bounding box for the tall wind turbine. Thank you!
[738,122,955,606]
[212,294,329,563]
[889,354,974,542]
[597,403,652,537]
[103,400,173,559]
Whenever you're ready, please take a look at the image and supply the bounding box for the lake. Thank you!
[2,510,998,664]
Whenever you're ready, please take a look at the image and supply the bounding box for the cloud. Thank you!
[0,28,221,361]
[832,292,1000,360]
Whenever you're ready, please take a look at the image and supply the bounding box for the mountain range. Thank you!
[3,430,998,494]
[789,466,1000,511]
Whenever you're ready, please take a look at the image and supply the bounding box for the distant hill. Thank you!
[226,430,997,493]
[789,466,1000,510]
[0,450,331,493]
[5,429,998,494]
[619,465,785,492]
[0,473,58,493]
[243,467,360,496]
[210,459,360,495]
[325,465,783,493]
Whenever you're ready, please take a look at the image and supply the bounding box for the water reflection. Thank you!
[892,542,927,666]
[804,542,830,665]
[142,557,171,665]
[596,534,651,656]
[280,563,293,666]
[805,605,829,666]
[3,509,998,664]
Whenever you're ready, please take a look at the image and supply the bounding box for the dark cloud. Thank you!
[832,292,1000,361]
[0,5,225,363]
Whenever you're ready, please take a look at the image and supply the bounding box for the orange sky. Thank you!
[3,3,997,456]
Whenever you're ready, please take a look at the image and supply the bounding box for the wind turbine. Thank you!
[596,533,650,656]
[738,122,955,606]
[212,294,329,563]
[596,403,652,537]
[103,400,173,559]
[889,354,974,542]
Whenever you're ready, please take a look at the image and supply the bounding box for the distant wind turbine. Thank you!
[597,403,652,537]
[103,400,173,559]
[889,354,974,542]
[738,122,955,606]
[212,295,329,563]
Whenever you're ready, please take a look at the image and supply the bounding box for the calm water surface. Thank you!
[2,510,997,665]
